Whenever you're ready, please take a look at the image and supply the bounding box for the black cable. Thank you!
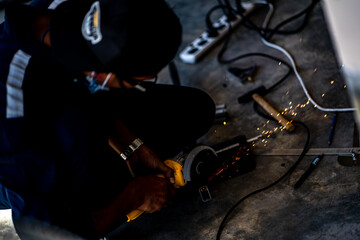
[222,0,237,20]
[211,0,320,41]
[207,1,317,239]
[202,0,321,48]
[237,0,320,40]
[217,23,293,93]
[234,0,245,14]
[217,0,236,20]
[216,118,310,240]
[206,1,259,37]
[205,4,228,37]
[214,1,316,238]
[223,52,292,93]
[168,61,181,86]
[263,0,320,40]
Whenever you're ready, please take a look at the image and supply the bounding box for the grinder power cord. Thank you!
[216,120,311,240]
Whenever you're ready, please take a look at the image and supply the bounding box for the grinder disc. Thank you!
[183,145,219,183]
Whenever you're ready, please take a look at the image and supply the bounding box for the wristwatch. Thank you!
[119,138,144,160]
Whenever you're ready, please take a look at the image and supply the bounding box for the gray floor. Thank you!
[1,0,360,239]
[109,0,360,239]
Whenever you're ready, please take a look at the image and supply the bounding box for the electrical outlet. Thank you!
[179,2,257,64]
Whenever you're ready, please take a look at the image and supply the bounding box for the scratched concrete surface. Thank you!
[1,0,360,240]
[110,0,360,240]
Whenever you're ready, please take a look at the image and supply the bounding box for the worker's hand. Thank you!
[125,175,174,211]
[132,145,175,184]
[91,175,175,237]
[127,175,176,213]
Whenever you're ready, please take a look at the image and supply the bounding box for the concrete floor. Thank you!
[109,0,360,239]
[1,0,360,239]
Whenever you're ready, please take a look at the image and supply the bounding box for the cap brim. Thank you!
[50,0,105,74]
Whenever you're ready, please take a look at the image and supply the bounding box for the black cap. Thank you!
[50,0,182,77]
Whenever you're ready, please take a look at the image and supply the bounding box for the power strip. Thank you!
[179,2,257,64]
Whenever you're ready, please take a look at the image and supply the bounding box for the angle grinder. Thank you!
[126,144,220,221]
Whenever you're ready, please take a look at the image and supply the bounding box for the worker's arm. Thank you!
[110,119,175,183]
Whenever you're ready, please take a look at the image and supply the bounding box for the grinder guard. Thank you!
[180,135,256,186]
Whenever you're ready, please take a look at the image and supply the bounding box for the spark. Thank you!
[330,80,334,85]
[322,93,325,97]
[278,62,282,66]
[223,121,227,125]
[314,68,318,72]
[324,114,327,118]
[344,85,347,88]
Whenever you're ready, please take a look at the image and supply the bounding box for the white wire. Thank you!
[259,2,355,112]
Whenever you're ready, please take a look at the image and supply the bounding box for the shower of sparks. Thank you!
[250,93,315,148]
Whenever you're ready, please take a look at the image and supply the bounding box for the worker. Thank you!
[0,0,215,239]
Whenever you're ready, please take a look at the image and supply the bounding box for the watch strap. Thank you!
[120,138,143,160]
